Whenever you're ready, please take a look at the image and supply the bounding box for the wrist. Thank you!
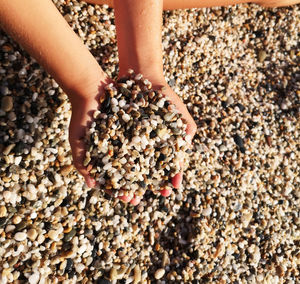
[66,69,110,106]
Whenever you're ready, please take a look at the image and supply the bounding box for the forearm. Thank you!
[113,0,165,82]
[0,0,107,101]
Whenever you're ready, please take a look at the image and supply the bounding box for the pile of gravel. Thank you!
[84,71,189,198]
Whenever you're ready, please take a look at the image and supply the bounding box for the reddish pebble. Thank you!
[119,195,131,203]
[160,188,172,197]
[130,196,141,206]
[171,172,182,189]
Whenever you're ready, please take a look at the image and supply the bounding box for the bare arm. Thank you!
[0,0,110,187]
[0,0,107,102]
[114,0,165,82]
[113,0,197,194]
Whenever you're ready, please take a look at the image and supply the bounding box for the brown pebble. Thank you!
[60,165,73,176]
[258,50,267,63]
[265,135,272,147]
[276,265,284,277]
[0,206,7,218]
[1,96,13,112]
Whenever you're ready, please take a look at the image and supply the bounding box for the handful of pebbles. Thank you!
[84,70,190,198]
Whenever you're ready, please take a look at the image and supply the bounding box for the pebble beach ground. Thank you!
[0,1,299,283]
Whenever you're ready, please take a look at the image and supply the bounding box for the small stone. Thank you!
[133,265,141,284]
[276,265,285,277]
[27,228,38,241]
[75,263,86,274]
[1,96,13,112]
[28,272,40,284]
[12,215,22,225]
[60,165,73,176]
[16,220,27,231]
[64,228,77,242]
[226,96,234,106]
[154,268,165,280]
[0,217,8,228]
[233,134,246,153]
[241,210,253,227]
[202,206,212,216]
[64,14,73,23]
[3,144,15,155]
[265,135,272,146]
[0,205,7,217]
[280,102,288,110]
[162,251,170,266]
[14,232,27,242]
[258,50,267,63]
[48,229,60,240]
[110,266,118,280]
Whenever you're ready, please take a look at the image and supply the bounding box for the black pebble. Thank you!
[138,181,146,188]
[221,101,228,108]
[116,77,127,83]
[236,103,245,112]
[150,130,157,138]
[137,93,143,100]
[233,134,246,153]
[157,153,166,162]
[96,278,112,284]
[254,30,264,38]
[101,95,111,112]
[65,258,73,273]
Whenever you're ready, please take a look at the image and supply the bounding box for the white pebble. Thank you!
[122,113,130,122]
[154,268,165,280]
[29,272,40,284]
[118,100,126,108]
[75,263,85,274]
[14,232,27,242]
[202,206,212,216]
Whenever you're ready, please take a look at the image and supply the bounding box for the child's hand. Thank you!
[149,81,197,198]
[68,96,98,188]
[68,76,111,188]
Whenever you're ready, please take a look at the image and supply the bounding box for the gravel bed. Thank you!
[0,1,299,283]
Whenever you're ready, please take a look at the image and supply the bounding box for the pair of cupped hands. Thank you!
[68,73,197,206]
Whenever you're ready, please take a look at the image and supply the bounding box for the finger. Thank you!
[69,138,96,188]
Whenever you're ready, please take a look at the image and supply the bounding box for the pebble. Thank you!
[154,268,165,280]
[233,134,246,153]
[14,232,27,242]
[28,272,40,284]
[133,265,141,284]
[48,229,60,241]
[59,164,73,176]
[258,50,267,62]
[1,96,13,112]
[75,263,86,274]
[64,228,77,242]
[202,206,212,216]
[0,205,7,217]
[27,229,38,241]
